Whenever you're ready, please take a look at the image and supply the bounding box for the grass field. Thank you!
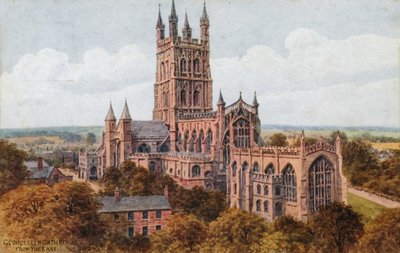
[347,192,386,224]
[7,135,65,145]
[370,142,400,150]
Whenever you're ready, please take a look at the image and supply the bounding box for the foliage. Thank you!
[85,132,97,145]
[151,214,207,253]
[330,130,349,144]
[269,133,288,147]
[0,140,29,195]
[310,202,364,253]
[358,208,400,253]
[293,137,318,147]
[202,208,268,253]
[347,192,386,224]
[102,234,150,253]
[0,182,106,252]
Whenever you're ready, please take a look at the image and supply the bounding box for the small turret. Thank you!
[105,102,116,121]
[200,1,209,43]
[169,0,178,38]
[156,4,165,40]
[217,90,225,106]
[182,12,192,40]
[120,99,132,120]
[252,91,259,107]
[335,131,341,155]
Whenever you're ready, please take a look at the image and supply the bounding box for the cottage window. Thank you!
[128,227,134,238]
[156,210,162,219]
[156,225,162,231]
[114,213,119,221]
[128,212,133,221]
[143,211,148,220]
[142,226,148,236]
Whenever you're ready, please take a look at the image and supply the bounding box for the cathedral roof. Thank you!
[131,120,169,139]
[98,195,171,212]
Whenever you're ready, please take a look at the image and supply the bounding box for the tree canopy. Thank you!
[85,132,97,145]
[269,133,288,147]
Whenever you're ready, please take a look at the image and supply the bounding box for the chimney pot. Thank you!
[114,187,120,202]
[38,157,43,171]
[163,185,169,199]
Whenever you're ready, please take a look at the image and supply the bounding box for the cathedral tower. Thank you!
[152,0,213,126]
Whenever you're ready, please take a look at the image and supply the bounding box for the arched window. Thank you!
[223,132,230,166]
[181,89,187,106]
[256,184,261,194]
[275,185,281,196]
[240,162,248,209]
[180,58,187,73]
[192,165,201,177]
[189,130,196,152]
[233,119,250,148]
[282,164,297,203]
[193,58,200,73]
[149,161,156,173]
[252,162,259,173]
[256,200,261,212]
[183,131,189,152]
[160,62,165,79]
[264,201,268,213]
[204,171,212,178]
[232,161,237,177]
[234,183,237,194]
[264,163,275,175]
[197,130,204,153]
[206,130,212,152]
[264,185,268,195]
[137,143,151,153]
[309,156,334,212]
[275,202,283,216]
[194,89,200,106]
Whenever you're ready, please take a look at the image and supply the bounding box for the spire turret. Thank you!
[156,4,165,40]
[201,1,209,23]
[200,1,209,43]
[105,102,116,121]
[170,0,177,20]
[252,91,259,107]
[217,90,225,105]
[182,12,192,40]
[120,99,132,120]
[169,0,178,38]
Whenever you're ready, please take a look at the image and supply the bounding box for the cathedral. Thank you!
[95,0,347,221]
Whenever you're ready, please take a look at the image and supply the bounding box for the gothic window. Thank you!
[240,162,248,206]
[192,165,201,177]
[137,143,151,153]
[149,161,156,173]
[223,132,230,166]
[265,163,275,175]
[256,200,261,212]
[183,130,189,152]
[309,156,334,212]
[264,201,268,213]
[282,164,297,203]
[275,202,283,216]
[193,58,200,73]
[204,171,212,178]
[206,129,212,152]
[233,119,250,148]
[275,185,281,196]
[159,144,168,152]
[197,130,204,152]
[256,184,261,194]
[189,130,196,152]
[252,162,259,173]
[180,58,187,73]
[232,161,237,177]
[264,185,268,196]
[194,88,200,106]
[181,89,187,106]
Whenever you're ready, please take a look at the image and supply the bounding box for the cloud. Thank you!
[1,28,399,128]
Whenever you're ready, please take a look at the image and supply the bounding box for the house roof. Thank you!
[25,161,54,179]
[98,195,171,213]
[132,120,169,139]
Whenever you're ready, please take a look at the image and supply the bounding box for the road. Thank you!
[348,187,400,208]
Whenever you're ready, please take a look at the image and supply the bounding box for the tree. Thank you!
[330,130,348,144]
[310,202,364,253]
[0,182,106,252]
[203,208,268,252]
[269,133,288,147]
[151,214,207,253]
[0,140,29,195]
[85,132,97,145]
[293,137,318,147]
[358,208,400,253]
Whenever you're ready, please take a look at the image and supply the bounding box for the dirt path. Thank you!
[348,187,400,208]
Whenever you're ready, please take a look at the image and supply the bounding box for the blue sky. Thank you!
[0,0,399,128]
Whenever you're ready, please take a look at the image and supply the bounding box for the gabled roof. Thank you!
[98,195,171,213]
[25,161,54,179]
[132,120,169,139]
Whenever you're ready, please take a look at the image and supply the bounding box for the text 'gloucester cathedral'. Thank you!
[82,0,347,221]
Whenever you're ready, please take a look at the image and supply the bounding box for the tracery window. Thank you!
[233,119,250,148]
[264,185,268,195]
[265,163,275,175]
[192,165,201,177]
[256,200,261,212]
[252,162,259,173]
[282,164,297,203]
[232,161,237,177]
[256,184,261,194]
[309,156,334,212]
[137,143,151,153]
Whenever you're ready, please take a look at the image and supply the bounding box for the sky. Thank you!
[0,0,399,128]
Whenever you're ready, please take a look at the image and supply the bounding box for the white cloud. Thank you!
[1,28,399,128]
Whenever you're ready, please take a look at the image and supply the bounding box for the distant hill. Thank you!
[0,126,104,139]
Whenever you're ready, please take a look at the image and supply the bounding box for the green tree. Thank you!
[358,208,400,253]
[0,140,29,195]
[330,130,348,144]
[151,214,207,253]
[85,132,97,145]
[203,208,268,252]
[269,133,288,147]
[310,202,364,253]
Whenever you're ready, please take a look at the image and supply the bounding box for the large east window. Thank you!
[309,156,334,212]
[282,164,297,203]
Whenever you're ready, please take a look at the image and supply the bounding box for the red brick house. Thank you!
[98,187,172,237]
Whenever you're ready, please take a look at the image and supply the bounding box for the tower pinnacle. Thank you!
[182,11,192,39]
[120,100,132,120]
[217,90,225,105]
[252,91,259,107]
[105,102,116,121]
[156,4,164,28]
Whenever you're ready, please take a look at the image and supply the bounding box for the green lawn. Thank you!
[347,192,386,224]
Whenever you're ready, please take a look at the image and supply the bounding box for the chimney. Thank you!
[163,185,169,199]
[37,157,43,171]
[114,187,120,202]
